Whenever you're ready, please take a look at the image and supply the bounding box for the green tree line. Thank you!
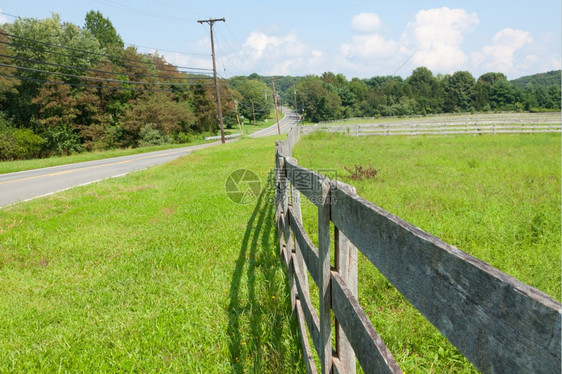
[245,68,560,123]
[0,12,239,160]
[0,13,559,161]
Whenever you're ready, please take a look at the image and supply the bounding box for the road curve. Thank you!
[0,107,300,208]
[0,141,220,208]
[249,107,300,138]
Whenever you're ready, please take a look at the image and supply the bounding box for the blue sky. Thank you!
[2,0,560,79]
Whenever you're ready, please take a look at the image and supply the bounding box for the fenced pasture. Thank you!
[275,126,561,373]
[303,112,561,137]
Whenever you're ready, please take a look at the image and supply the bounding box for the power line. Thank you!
[0,31,213,73]
[0,53,213,82]
[0,11,18,19]
[0,40,213,80]
[0,62,213,87]
[0,10,210,60]
[0,72,213,92]
[93,0,186,23]
[126,43,210,57]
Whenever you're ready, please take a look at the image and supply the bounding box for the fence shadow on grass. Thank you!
[227,181,304,373]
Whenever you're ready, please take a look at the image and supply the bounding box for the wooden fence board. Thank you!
[289,206,320,287]
[285,158,325,208]
[296,299,319,374]
[330,187,562,373]
[318,182,333,374]
[292,252,322,354]
[331,271,401,374]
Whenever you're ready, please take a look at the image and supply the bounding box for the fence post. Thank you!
[335,186,358,373]
[289,157,306,316]
[318,180,332,374]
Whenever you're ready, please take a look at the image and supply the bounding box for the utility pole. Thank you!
[293,85,298,112]
[198,17,226,143]
[272,78,281,135]
[251,100,256,126]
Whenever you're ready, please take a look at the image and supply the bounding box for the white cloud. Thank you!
[472,28,532,73]
[403,7,479,72]
[340,12,402,74]
[0,8,9,24]
[351,13,382,34]
[230,31,323,76]
[341,34,399,59]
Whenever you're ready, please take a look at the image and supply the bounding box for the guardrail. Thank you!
[301,123,561,137]
[204,133,242,141]
[274,126,561,373]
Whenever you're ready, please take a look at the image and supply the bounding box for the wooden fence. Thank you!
[274,126,561,373]
[301,123,561,137]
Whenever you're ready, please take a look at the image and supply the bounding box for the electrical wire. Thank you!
[0,40,213,81]
[0,31,213,73]
[93,0,186,23]
[0,72,213,92]
[0,11,18,19]
[0,62,212,87]
[0,53,213,82]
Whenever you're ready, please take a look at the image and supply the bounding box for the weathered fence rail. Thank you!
[301,123,562,137]
[275,126,561,373]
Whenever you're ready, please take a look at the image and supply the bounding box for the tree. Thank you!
[120,92,193,147]
[489,80,521,110]
[474,72,508,110]
[232,79,271,125]
[444,71,475,112]
[84,10,124,49]
[297,76,342,122]
[406,67,443,113]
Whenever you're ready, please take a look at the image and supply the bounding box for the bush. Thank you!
[0,127,44,161]
[139,124,172,147]
[43,124,84,156]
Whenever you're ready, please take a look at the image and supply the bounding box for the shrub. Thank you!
[0,117,45,160]
[43,124,84,156]
[139,123,172,147]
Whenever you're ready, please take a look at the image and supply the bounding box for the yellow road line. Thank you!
[0,150,184,186]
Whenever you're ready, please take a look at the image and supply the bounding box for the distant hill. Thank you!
[510,70,561,88]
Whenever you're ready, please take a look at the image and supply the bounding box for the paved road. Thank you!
[249,107,300,138]
[0,107,300,208]
[0,142,220,208]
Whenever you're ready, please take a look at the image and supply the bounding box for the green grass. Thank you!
[0,137,306,373]
[315,111,561,126]
[0,140,213,175]
[292,132,561,373]
[241,109,286,135]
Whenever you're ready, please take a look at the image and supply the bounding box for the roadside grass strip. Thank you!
[0,137,306,373]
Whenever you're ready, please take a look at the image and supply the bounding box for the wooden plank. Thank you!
[331,187,562,373]
[331,356,345,374]
[331,271,402,374]
[285,158,326,208]
[289,206,320,287]
[335,211,358,374]
[318,182,332,374]
[296,299,319,374]
[292,252,322,354]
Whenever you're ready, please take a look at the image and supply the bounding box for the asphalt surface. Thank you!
[249,107,300,137]
[0,142,219,208]
[0,107,300,208]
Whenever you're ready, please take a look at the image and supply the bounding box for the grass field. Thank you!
[292,132,561,372]
[315,111,561,126]
[0,137,306,373]
[0,129,559,373]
